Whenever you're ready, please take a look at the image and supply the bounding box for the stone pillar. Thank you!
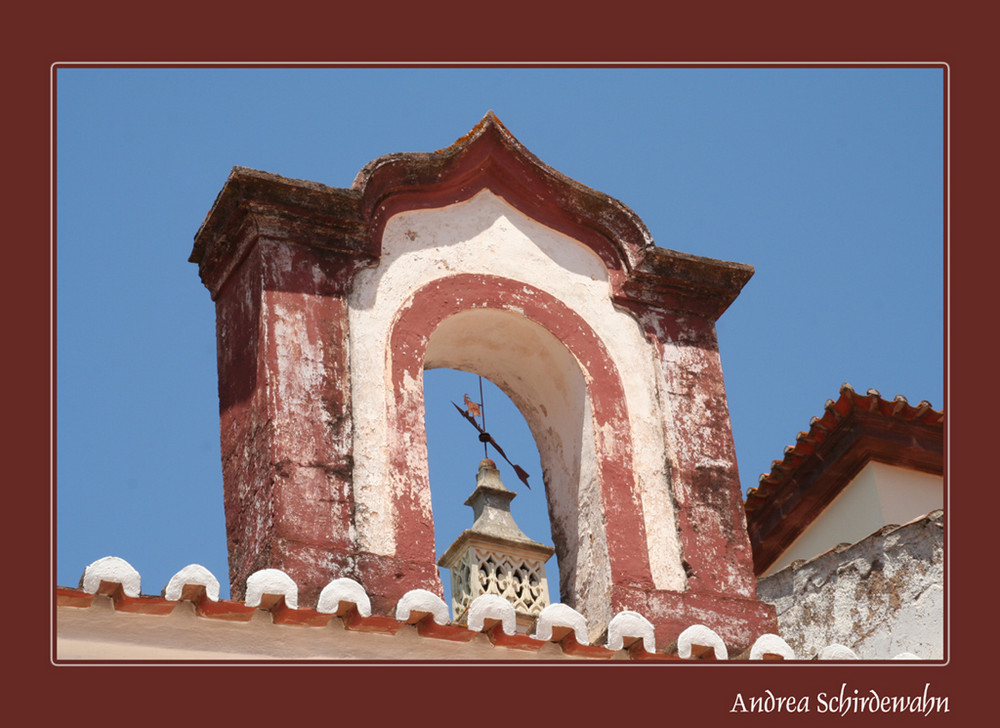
[191,172,372,606]
[612,267,776,650]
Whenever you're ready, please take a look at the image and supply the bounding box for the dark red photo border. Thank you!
[20,3,990,723]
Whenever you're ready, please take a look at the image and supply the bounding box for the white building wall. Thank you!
[756,510,944,660]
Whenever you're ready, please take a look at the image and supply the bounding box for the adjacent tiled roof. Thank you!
[744,383,944,575]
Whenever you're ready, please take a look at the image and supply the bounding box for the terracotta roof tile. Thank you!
[745,383,944,513]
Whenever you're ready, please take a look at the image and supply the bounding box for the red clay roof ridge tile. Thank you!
[744,383,944,512]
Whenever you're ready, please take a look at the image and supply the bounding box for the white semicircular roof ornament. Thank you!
[317,577,372,617]
[245,568,298,609]
[749,633,794,660]
[533,603,588,644]
[606,610,655,653]
[677,624,728,660]
[80,556,141,597]
[395,588,450,625]
[818,643,859,660]
[163,564,220,602]
[466,593,516,635]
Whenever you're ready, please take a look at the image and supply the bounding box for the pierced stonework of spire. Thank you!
[438,459,555,633]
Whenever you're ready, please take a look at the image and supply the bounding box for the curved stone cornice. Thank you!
[190,112,752,318]
[189,166,370,298]
[352,111,654,275]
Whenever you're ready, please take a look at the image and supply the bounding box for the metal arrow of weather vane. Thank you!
[452,376,531,489]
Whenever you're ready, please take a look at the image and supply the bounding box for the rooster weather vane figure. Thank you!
[452,377,531,489]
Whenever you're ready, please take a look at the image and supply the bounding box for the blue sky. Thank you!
[55,66,944,606]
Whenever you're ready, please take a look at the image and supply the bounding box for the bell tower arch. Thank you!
[191,112,777,650]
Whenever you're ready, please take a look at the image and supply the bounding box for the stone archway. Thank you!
[384,276,655,635]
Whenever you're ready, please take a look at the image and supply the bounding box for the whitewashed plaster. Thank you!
[81,556,141,597]
[606,610,656,653]
[818,644,859,660]
[348,189,684,594]
[265,241,347,464]
[748,633,795,660]
[163,564,220,602]
[317,577,372,617]
[757,511,944,660]
[532,603,589,644]
[426,308,611,629]
[244,568,298,609]
[677,624,728,660]
[466,593,517,635]
[395,588,450,625]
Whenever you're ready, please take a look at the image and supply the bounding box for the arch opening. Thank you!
[373,273,664,634]
[423,368,559,606]
[422,307,609,613]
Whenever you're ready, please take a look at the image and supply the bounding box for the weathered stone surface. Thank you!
[756,510,943,659]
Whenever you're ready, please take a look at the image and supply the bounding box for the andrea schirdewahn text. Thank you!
[731,683,949,716]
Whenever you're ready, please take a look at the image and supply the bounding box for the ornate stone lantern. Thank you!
[438,459,556,633]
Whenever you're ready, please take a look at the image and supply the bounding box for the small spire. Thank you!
[438,459,555,632]
[463,459,530,542]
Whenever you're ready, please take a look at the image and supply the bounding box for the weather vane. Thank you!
[452,376,531,489]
